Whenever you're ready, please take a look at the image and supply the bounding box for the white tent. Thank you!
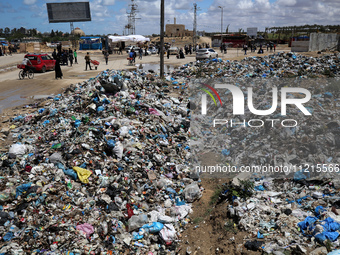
[108,35,150,43]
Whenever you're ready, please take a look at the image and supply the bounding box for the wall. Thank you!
[291,41,309,52]
[309,33,340,52]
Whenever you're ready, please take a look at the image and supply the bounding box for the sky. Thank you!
[0,0,339,36]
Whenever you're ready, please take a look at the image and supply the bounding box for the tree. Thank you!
[11,28,17,34]
[4,27,10,35]
[50,29,55,37]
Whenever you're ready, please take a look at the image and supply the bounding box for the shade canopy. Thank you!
[108,35,150,43]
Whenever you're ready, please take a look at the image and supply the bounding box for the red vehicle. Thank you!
[24,53,56,73]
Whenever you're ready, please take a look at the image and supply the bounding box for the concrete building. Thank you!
[165,18,193,37]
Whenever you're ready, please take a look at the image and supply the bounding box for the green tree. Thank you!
[50,29,55,37]
[4,27,10,35]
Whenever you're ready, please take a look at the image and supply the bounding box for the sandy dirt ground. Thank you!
[0,44,292,113]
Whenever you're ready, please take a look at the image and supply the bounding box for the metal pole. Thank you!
[218,6,223,55]
[160,0,164,78]
[193,3,197,48]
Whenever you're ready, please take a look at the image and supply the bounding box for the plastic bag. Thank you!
[160,224,176,243]
[182,183,201,202]
[73,167,92,184]
[9,144,27,157]
[15,183,32,199]
[128,214,148,232]
[49,152,63,163]
[76,223,94,239]
[113,141,124,159]
[63,169,78,181]
[141,222,164,233]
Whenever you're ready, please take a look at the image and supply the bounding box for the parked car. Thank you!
[148,47,157,54]
[125,46,134,53]
[168,47,179,55]
[195,48,218,60]
[24,53,56,72]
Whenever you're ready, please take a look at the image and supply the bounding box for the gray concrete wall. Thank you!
[309,33,340,51]
[291,41,309,52]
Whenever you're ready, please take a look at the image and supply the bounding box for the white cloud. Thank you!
[238,0,254,9]
[102,0,115,5]
[276,0,296,6]
[27,0,340,36]
[23,0,37,5]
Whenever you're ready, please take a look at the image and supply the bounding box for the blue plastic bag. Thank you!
[15,182,32,199]
[255,185,266,191]
[328,250,340,255]
[297,216,318,233]
[132,232,143,240]
[63,169,78,181]
[107,139,116,148]
[3,232,14,241]
[322,217,340,232]
[141,222,164,233]
[315,231,339,243]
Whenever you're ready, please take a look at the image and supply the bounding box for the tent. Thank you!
[108,35,150,43]
[79,37,102,50]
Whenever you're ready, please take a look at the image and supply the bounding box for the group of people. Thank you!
[242,43,276,55]
[52,46,78,79]
[0,43,16,56]
[52,48,77,67]
[220,43,228,54]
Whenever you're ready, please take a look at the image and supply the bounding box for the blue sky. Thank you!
[0,0,339,36]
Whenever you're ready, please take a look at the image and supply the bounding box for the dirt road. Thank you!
[0,45,292,114]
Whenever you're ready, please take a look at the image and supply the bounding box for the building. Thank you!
[165,18,193,37]
[72,27,85,37]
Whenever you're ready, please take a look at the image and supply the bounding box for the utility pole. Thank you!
[193,3,201,49]
[193,3,197,48]
[218,6,223,55]
[160,0,164,78]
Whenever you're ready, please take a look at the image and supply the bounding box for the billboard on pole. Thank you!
[47,2,91,23]
[247,27,258,37]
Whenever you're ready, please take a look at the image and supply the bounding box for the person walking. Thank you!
[167,48,170,59]
[243,44,248,55]
[52,49,57,60]
[85,52,92,70]
[55,56,63,79]
[104,50,109,65]
[139,48,143,60]
[69,49,74,66]
[74,49,78,64]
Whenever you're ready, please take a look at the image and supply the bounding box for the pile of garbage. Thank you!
[0,51,339,254]
[221,175,340,254]
[186,52,340,254]
[0,69,201,254]
[178,52,340,78]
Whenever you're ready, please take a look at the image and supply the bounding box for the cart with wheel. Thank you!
[91,60,100,70]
